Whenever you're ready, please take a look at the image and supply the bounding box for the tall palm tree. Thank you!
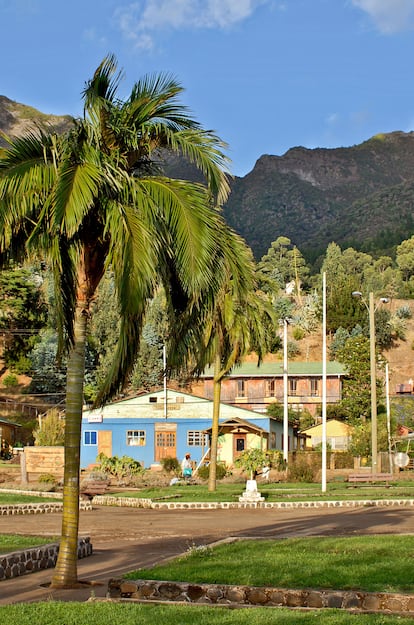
[170,227,274,491]
[0,55,233,587]
[205,251,274,492]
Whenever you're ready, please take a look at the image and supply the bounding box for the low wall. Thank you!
[0,537,92,581]
[93,495,414,510]
[0,500,92,515]
[108,578,414,615]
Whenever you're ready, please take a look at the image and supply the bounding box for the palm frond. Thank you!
[167,129,231,205]
[135,176,223,294]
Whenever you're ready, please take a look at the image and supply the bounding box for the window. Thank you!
[187,431,208,446]
[266,379,276,396]
[310,378,319,396]
[127,430,146,446]
[237,379,246,397]
[289,378,297,395]
[84,431,97,446]
[149,397,157,403]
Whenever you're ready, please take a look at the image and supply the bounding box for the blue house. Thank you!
[80,388,300,470]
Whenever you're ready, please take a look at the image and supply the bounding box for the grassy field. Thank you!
[0,534,57,554]
[0,492,60,504]
[126,535,414,593]
[0,601,413,624]
[109,478,414,502]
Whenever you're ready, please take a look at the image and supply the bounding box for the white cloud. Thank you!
[114,0,269,49]
[326,113,340,125]
[352,0,414,34]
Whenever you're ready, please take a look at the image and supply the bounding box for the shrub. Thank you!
[160,456,180,474]
[287,456,318,482]
[396,304,412,319]
[11,356,32,374]
[2,373,18,388]
[38,473,57,484]
[292,326,305,341]
[287,340,300,358]
[333,452,354,469]
[33,409,65,446]
[96,453,142,482]
[197,462,228,480]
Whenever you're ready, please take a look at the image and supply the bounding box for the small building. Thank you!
[301,419,354,451]
[192,361,347,416]
[80,388,300,470]
[0,417,21,449]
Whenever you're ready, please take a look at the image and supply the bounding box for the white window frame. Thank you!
[187,430,208,446]
[126,430,146,446]
[84,431,97,446]
[289,378,297,395]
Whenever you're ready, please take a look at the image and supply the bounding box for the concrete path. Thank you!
[1,503,414,605]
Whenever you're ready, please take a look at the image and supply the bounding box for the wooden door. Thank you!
[98,431,112,457]
[233,433,246,460]
[155,431,176,461]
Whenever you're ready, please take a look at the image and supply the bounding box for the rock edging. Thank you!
[0,537,92,581]
[108,578,414,614]
[93,495,414,510]
[0,500,92,515]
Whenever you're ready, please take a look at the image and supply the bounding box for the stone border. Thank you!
[108,578,414,614]
[93,495,414,510]
[0,537,92,581]
[0,500,92,515]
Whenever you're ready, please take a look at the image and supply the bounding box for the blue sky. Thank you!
[1,0,414,176]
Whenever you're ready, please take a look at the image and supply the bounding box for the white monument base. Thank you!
[239,479,265,503]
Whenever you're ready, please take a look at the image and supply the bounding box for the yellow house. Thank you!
[203,417,269,467]
[301,419,353,451]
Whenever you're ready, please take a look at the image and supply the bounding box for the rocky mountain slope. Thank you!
[0,96,72,148]
[1,95,414,264]
[224,132,414,261]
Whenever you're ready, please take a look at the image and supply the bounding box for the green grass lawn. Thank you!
[109,479,414,502]
[0,492,60,504]
[126,535,414,594]
[0,601,413,624]
[0,534,58,554]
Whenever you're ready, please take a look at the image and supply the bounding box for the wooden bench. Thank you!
[348,473,394,485]
[80,480,109,499]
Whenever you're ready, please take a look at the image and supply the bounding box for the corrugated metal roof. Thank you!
[200,361,347,377]
[0,418,21,427]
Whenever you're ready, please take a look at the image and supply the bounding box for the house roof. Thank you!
[203,416,267,435]
[200,361,347,378]
[82,387,273,422]
[0,418,21,428]
[301,418,353,435]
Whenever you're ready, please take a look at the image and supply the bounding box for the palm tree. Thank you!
[0,55,233,587]
[170,228,274,491]
[206,261,274,492]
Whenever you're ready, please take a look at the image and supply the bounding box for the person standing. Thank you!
[181,453,193,478]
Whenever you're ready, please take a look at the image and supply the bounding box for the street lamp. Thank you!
[352,291,388,475]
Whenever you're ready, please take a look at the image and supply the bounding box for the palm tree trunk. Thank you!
[208,351,222,492]
[50,306,88,588]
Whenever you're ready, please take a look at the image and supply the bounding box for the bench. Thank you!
[80,480,109,499]
[347,473,394,485]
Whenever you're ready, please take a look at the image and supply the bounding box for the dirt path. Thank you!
[1,503,414,605]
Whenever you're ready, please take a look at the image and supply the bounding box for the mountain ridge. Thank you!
[1,95,414,263]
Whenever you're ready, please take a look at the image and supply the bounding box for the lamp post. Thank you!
[352,291,388,475]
